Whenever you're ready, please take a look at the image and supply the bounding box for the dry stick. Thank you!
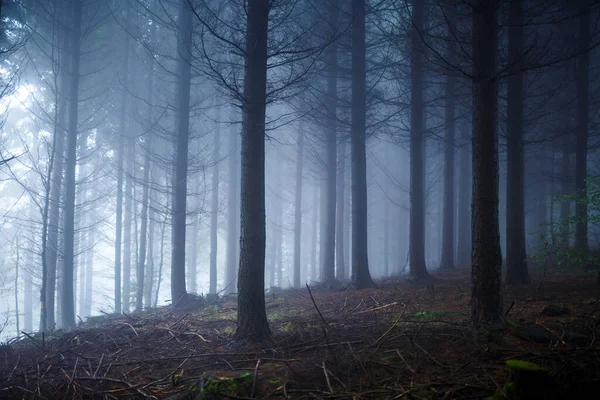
[143,349,196,389]
[117,322,139,336]
[322,361,333,394]
[251,358,261,398]
[396,349,417,375]
[7,354,20,381]
[305,284,330,331]
[413,340,444,368]
[64,357,79,400]
[504,301,515,318]
[94,353,104,377]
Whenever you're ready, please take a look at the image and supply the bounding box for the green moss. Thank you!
[201,371,253,399]
[279,322,293,332]
[489,360,554,400]
[506,360,547,373]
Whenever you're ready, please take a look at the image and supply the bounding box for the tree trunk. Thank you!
[383,182,389,277]
[171,0,193,304]
[456,123,471,267]
[575,5,590,250]
[23,238,32,331]
[471,0,503,327]
[122,149,133,312]
[350,0,375,289]
[61,0,82,329]
[145,212,155,307]
[293,130,304,288]
[408,0,429,281]
[560,139,571,249]
[136,137,152,311]
[14,237,20,334]
[114,17,131,315]
[505,0,529,284]
[84,219,94,317]
[235,0,271,342]
[335,140,346,280]
[322,0,338,285]
[224,110,240,295]
[44,21,69,331]
[209,106,221,294]
[439,35,456,270]
[310,186,319,282]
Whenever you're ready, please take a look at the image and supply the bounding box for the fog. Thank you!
[0,0,599,343]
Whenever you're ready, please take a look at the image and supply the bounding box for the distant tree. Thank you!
[209,104,220,295]
[574,3,590,251]
[293,129,304,288]
[321,0,339,286]
[61,0,83,329]
[171,0,193,305]
[350,0,375,289]
[408,0,429,282]
[505,0,530,285]
[439,13,456,271]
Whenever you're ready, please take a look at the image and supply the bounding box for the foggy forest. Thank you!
[0,0,599,398]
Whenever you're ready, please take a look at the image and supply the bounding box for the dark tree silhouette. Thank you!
[234,0,271,342]
[350,0,375,289]
[471,0,503,327]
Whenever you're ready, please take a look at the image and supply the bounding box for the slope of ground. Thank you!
[1,267,599,399]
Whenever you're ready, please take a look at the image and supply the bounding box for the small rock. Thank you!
[541,304,570,317]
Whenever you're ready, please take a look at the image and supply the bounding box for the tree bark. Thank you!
[136,136,152,311]
[335,140,346,280]
[122,147,133,312]
[171,0,193,304]
[471,0,503,327]
[310,186,319,282]
[560,138,571,249]
[408,0,429,281]
[61,0,82,329]
[350,0,375,289]
[456,123,471,267]
[439,46,456,271]
[84,217,94,318]
[575,5,590,250]
[235,0,271,342]
[293,130,304,288]
[322,0,338,285]
[114,15,131,315]
[209,107,221,294]
[224,109,239,295]
[44,14,70,330]
[505,0,529,284]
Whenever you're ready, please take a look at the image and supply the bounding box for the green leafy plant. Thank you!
[531,176,600,283]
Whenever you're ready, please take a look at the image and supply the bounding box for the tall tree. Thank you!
[505,0,530,284]
[470,0,503,327]
[335,140,346,280]
[114,12,131,314]
[171,0,193,304]
[224,112,239,295]
[408,0,429,281]
[321,0,338,285]
[234,0,271,342]
[439,28,456,271]
[293,129,304,288]
[136,134,152,311]
[574,3,590,250]
[61,0,82,329]
[209,106,221,295]
[350,0,375,289]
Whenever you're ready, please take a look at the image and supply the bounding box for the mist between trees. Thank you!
[0,0,598,342]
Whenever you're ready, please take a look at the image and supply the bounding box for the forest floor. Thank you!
[1,266,599,399]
